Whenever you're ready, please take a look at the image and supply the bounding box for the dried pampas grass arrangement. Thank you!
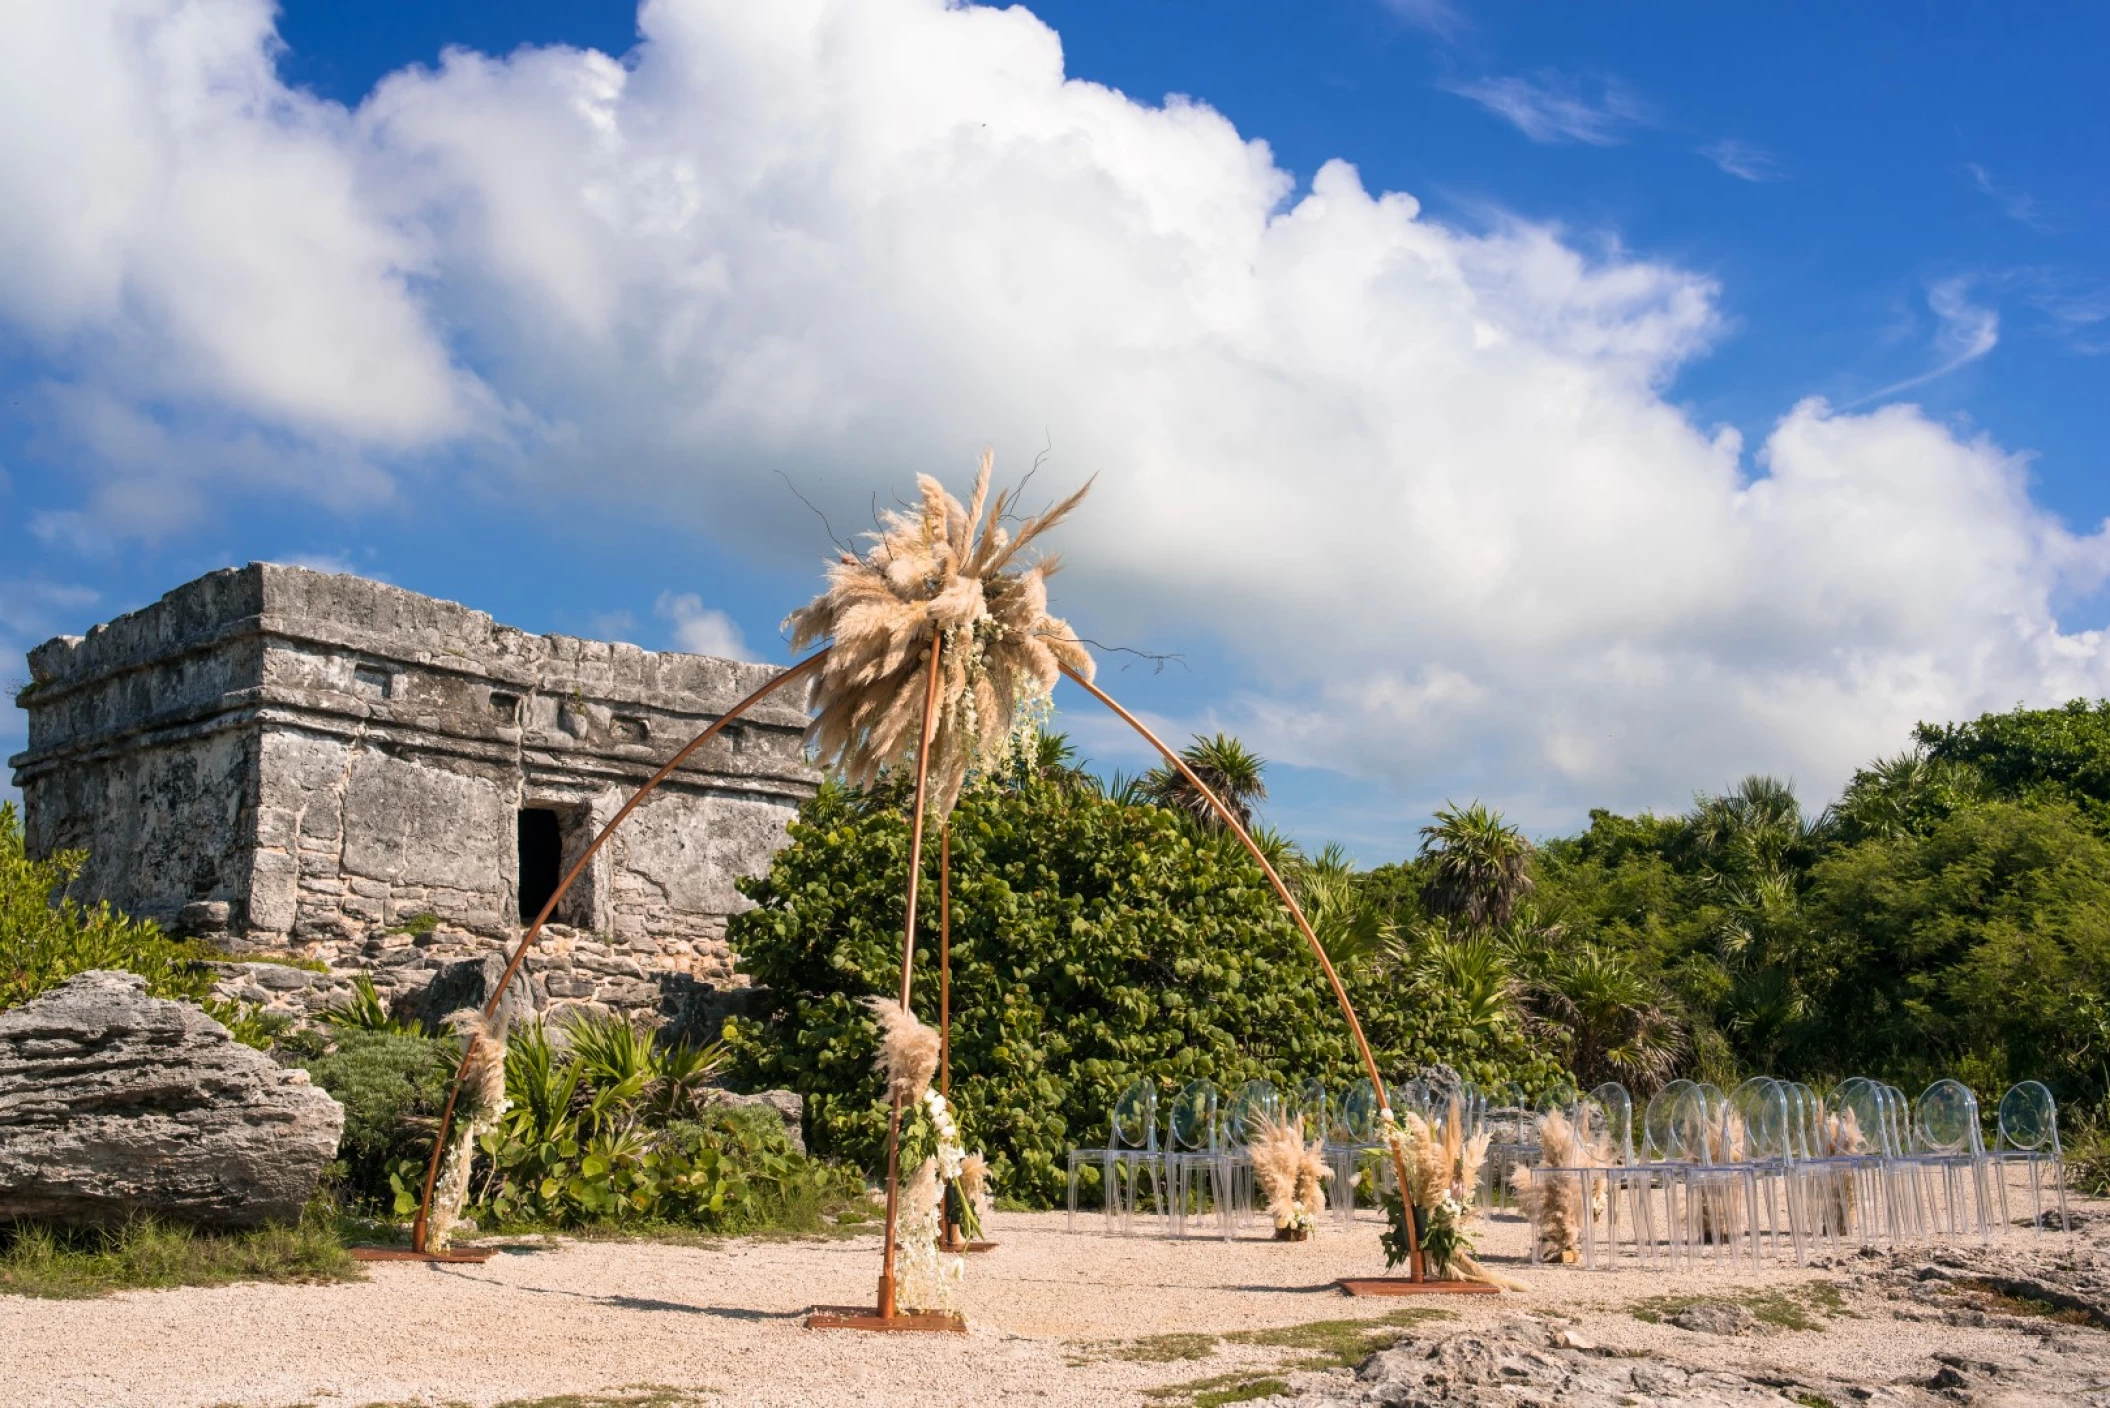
[1510,1108,1593,1264]
[785,452,1096,819]
[1250,1115,1330,1236]
[865,996,941,1105]
[958,1153,994,1231]
[427,1008,510,1251]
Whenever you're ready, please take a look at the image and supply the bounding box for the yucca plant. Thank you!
[321,973,423,1035]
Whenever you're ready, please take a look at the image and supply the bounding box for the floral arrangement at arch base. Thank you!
[1376,1101,1516,1289]
[866,998,986,1312]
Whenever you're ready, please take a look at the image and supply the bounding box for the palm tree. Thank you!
[1686,775,1816,879]
[1409,926,1516,1042]
[1518,945,1685,1093]
[1828,750,1984,843]
[1293,856,1398,970]
[1143,733,1269,833]
[1417,801,1534,937]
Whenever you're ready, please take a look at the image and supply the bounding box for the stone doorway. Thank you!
[517,807,563,922]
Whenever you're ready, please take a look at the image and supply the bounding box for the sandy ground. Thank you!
[4,1199,2109,1407]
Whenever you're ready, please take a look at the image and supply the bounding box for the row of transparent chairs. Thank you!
[1065,1075,1385,1237]
[1522,1076,2069,1272]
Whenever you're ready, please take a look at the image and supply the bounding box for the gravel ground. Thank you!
[5,1201,2110,1406]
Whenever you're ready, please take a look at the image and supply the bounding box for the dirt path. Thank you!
[5,1203,2109,1406]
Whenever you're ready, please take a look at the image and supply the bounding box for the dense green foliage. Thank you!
[1,802,271,1044]
[1517,701,2110,1104]
[724,771,1562,1207]
[296,1019,864,1235]
[470,1016,862,1232]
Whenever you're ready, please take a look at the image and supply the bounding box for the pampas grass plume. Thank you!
[785,453,1095,818]
[864,996,941,1104]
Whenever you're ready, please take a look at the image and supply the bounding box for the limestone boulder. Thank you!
[0,970,345,1229]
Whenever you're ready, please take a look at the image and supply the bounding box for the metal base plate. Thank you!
[1338,1277,1501,1297]
[805,1306,967,1332]
[349,1247,496,1264]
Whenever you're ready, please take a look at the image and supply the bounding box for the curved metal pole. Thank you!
[877,634,947,1318]
[1057,664,1426,1275]
[410,649,830,1253]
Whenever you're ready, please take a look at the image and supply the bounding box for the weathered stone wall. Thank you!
[11,564,817,1024]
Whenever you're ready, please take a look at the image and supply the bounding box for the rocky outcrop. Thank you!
[0,970,345,1229]
[1295,1320,1847,1407]
[702,1088,806,1153]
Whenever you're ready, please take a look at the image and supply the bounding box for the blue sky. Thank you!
[3,0,2106,861]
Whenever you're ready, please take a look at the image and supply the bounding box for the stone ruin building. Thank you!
[8,563,817,1033]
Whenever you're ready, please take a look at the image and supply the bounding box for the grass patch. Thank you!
[1949,1277,2099,1327]
[1145,1373,1289,1407]
[1630,1282,1845,1332]
[204,948,329,972]
[0,1205,358,1299]
[1114,1333,1222,1363]
[1223,1307,1451,1370]
[356,1389,703,1408]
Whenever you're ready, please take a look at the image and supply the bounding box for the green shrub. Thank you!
[0,801,267,1044]
[296,1029,460,1212]
[472,1019,861,1233]
[724,776,1561,1208]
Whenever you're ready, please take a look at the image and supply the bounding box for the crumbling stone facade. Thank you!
[9,564,816,1025]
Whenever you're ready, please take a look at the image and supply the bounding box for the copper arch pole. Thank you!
[1057,663,1427,1277]
[875,634,947,1318]
[409,649,830,1253]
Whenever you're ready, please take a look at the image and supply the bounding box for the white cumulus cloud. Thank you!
[2,0,2107,827]
[655,591,752,661]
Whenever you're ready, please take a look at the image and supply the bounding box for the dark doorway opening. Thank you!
[518,808,563,922]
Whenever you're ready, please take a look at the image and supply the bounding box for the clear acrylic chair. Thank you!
[1165,1078,1220,1238]
[1727,1076,1805,1264]
[1065,1077,1163,1234]
[1668,1082,1763,1271]
[1992,1080,2070,1238]
[1902,1079,1994,1242]
[1289,1077,1328,1135]
[1326,1077,1379,1228]
[1808,1077,1894,1248]
[1479,1082,1538,1210]
[1216,1078,1282,1235]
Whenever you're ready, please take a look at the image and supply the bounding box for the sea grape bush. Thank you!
[724,776,1561,1207]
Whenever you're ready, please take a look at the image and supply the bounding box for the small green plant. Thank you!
[298,1028,461,1213]
[320,973,424,1035]
[391,912,442,938]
